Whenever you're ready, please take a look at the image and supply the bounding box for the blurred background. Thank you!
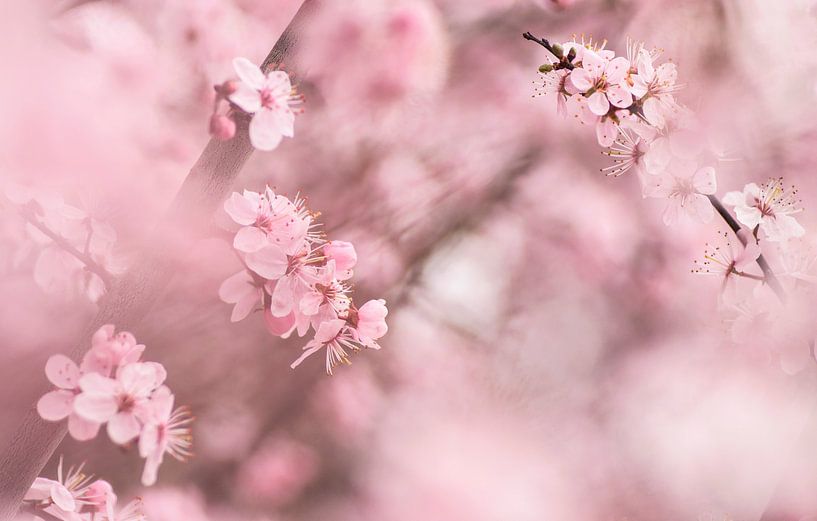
[4,0,817,520]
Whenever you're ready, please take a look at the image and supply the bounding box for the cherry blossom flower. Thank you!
[353,299,389,349]
[218,270,264,322]
[291,319,356,375]
[224,187,311,256]
[73,362,167,445]
[299,261,352,327]
[642,161,717,225]
[23,457,93,521]
[36,354,104,441]
[534,68,570,117]
[722,178,805,242]
[323,240,357,279]
[630,48,682,128]
[601,130,649,177]
[570,50,632,115]
[138,386,193,487]
[692,230,762,296]
[228,57,300,151]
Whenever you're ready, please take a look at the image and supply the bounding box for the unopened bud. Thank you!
[551,43,564,58]
[215,80,238,98]
[209,113,236,141]
[538,63,554,73]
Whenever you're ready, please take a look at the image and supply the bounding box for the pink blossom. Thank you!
[323,240,357,279]
[36,354,103,441]
[300,261,352,327]
[630,48,681,128]
[73,362,167,444]
[722,178,805,242]
[224,187,311,256]
[569,50,632,115]
[291,319,356,375]
[23,458,93,521]
[218,270,263,322]
[138,386,193,486]
[355,299,389,348]
[642,162,718,225]
[208,113,236,141]
[692,230,762,297]
[228,57,300,151]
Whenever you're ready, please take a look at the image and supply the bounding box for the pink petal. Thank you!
[107,412,141,445]
[581,50,606,77]
[691,194,715,223]
[587,91,610,116]
[229,83,262,113]
[643,98,666,128]
[233,226,268,253]
[218,270,255,304]
[734,206,763,228]
[263,70,293,93]
[595,118,618,148]
[662,199,682,226]
[138,422,159,458]
[50,483,76,512]
[290,342,324,369]
[119,362,166,394]
[249,110,285,151]
[73,393,117,423]
[644,137,671,175]
[315,319,346,343]
[231,291,259,322]
[78,372,118,395]
[270,277,294,317]
[606,84,633,109]
[263,308,296,337]
[692,167,717,195]
[569,68,594,92]
[637,49,655,81]
[232,57,266,90]
[68,413,101,441]
[37,390,74,421]
[224,193,258,226]
[604,57,630,83]
[141,452,163,487]
[45,355,80,390]
[245,244,288,280]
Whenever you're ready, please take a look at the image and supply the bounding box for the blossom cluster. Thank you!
[209,57,303,152]
[36,325,193,487]
[219,187,389,374]
[532,34,815,369]
[22,458,145,521]
[2,184,118,303]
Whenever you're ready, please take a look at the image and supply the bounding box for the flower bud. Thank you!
[215,80,238,98]
[551,43,564,58]
[209,114,236,141]
[538,63,554,73]
[324,241,357,272]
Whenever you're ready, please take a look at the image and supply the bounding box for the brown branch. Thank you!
[0,2,319,519]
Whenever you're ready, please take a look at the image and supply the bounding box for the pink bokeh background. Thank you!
[4,0,817,520]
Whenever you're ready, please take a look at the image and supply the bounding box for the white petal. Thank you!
[249,110,285,151]
[232,57,266,90]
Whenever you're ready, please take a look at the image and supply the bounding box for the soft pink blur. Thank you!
[4,0,817,520]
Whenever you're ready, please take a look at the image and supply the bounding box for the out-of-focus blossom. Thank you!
[643,162,717,225]
[235,437,319,507]
[692,230,762,297]
[138,386,193,486]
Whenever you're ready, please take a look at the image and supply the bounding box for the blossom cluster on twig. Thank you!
[527,32,816,371]
[219,186,388,375]
[36,325,193,487]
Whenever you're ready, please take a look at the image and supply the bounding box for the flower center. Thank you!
[117,394,136,413]
[259,88,277,109]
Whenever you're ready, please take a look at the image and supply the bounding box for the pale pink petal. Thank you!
[233,226,268,253]
[569,68,594,92]
[141,453,162,487]
[229,83,262,113]
[249,110,285,151]
[692,167,717,195]
[606,84,633,109]
[45,355,80,389]
[691,194,715,223]
[629,76,649,98]
[587,91,610,116]
[224,193,258,226]
[315,319,345,343]
[264,308,296,336]
[637,49,655,81]
[722,190,747,208]
[37,390,74,421]
[78,372,118,395]
[231,291,260,322]
[73,394,117,423]
[218,270,255,304]
[119,362,165,394]
[263,70,292,92]
[232,57,266,90]
[655,62,678,84]
[734,205,764,228]
[24,478,55,501]
[245,244,288,280]
[107,412,141,445]
[138,423,159,458]
[50,483,76,512]
[290,342,324,369]
[644,137,671,175]
[67,414,101,441]
[595,118,617,148]
[581,50,606,77]
[662,199,682,226]
[643,97,666,128]
[604,57,630,83]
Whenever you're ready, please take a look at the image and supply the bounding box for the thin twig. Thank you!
[18,207,115,289]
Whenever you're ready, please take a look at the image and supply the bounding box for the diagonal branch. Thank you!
[0,2,319,519]
[708,195,786,302]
